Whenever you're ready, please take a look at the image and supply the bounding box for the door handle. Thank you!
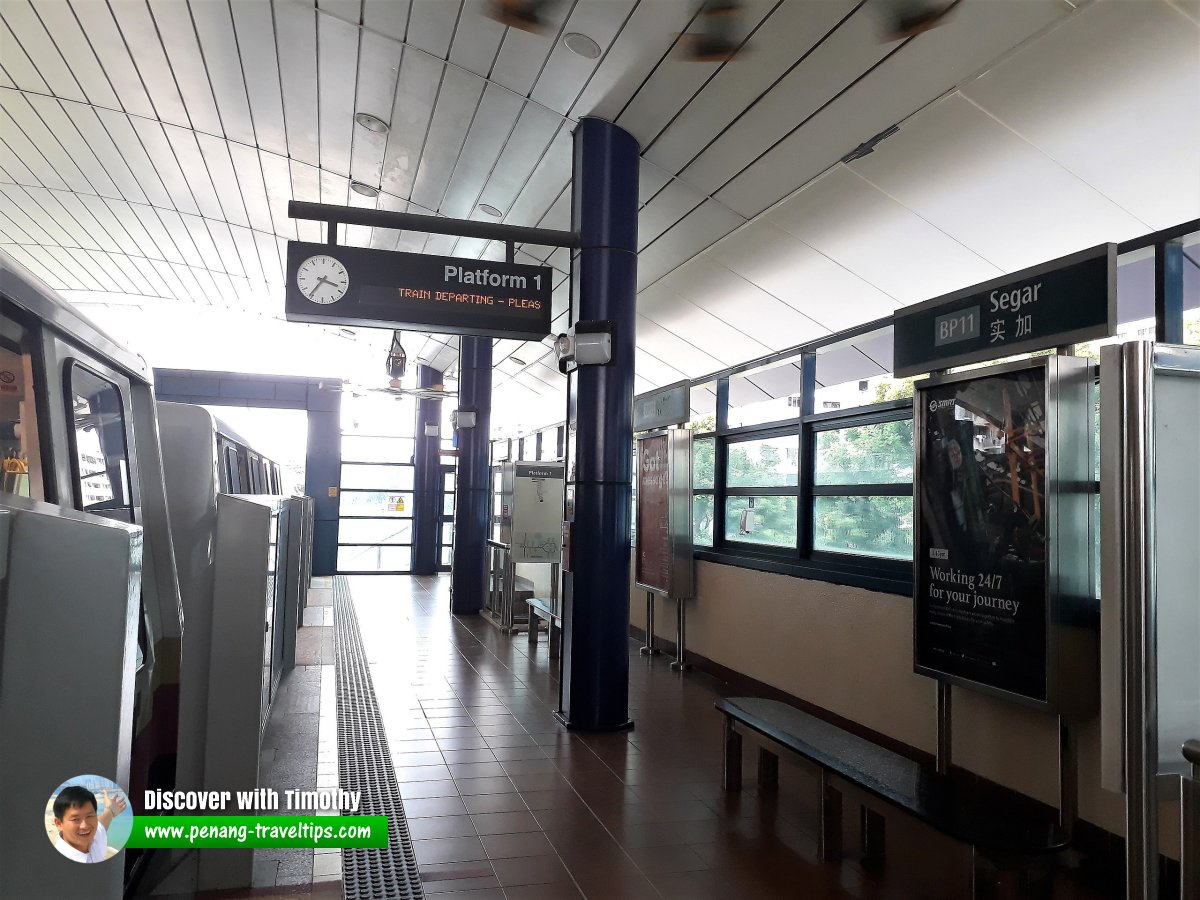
[1184,739,1200,780]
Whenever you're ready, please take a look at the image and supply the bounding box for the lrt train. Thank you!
[0,250,304,898]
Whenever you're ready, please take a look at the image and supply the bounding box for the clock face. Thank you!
[296,255,349,304]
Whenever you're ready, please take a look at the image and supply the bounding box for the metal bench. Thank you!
[717,696,1069,898]
[526,596,561,659]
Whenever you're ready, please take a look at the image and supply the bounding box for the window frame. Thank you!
[62,359,134,519]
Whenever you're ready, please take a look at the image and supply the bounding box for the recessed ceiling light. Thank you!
[563,32,601,59]
[354,112,390,134]
[339,328,355,337]
[478,203,504,218]
[510,356,526,366]
[350,181,380,198]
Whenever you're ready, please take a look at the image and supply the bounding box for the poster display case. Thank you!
[634,428,694,599]
[498,461,565,563]
[913,355,1095,712]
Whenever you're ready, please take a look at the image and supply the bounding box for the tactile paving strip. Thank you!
[333,577,425,900]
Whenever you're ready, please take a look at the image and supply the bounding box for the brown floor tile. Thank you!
[399,779,460,799]
[470,809,543,835]
[407,814,478,840]
[480,832,556,859]
[489,853,573,887]
[402,796,469,818]
[457,775,519,795]
[463,792,531,814]
[413,835,489,865]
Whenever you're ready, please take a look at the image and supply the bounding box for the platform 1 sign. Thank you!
[285,241,553,340]
[893,244,1115,377]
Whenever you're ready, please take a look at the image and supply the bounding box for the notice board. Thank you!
[635,434,671,593]
[914,365,1052,703]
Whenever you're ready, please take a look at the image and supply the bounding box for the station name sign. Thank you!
[893,244,1115,377]
[633,381,691,432]
[284,241,553,341]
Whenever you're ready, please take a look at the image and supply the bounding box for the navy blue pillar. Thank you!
[412,364,444,575]
[450,337,492,614]
[559,117,639,731]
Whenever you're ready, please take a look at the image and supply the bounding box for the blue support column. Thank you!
[450,337,492,614]
[412,364,444,575]
[558,117,639,731]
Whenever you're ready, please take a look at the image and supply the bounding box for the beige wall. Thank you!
[631,558,1125,837]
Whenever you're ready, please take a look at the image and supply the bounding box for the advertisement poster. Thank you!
[915,367,1049,702]
[635,434,671,594]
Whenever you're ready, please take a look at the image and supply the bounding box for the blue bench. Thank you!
[526,597,560,658]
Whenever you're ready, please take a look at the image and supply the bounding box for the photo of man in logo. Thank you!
[46,776,132,863]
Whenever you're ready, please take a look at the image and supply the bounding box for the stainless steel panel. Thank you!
[0,499,140,900]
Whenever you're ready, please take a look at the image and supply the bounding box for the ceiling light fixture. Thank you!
[478,203,504,217]
[354,112,390,134]
[563,32,601,59]
[510,356,526,366]
[351,181,380,198]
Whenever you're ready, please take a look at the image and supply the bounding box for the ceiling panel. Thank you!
[636,198,745,291]
[0,186,55,244]
[0,15,50,94]
[28,2,117,109]
[190,0,258,147]
[2,91,93,194]
[101,199,163,261]
[568,0,693,121]
[230,0,289,157]
[501,123,571,231]
[406,0,461,59]
[130,118,201,215]
[849,92,1147,273]
[773,167,1001,307]
[643,0,856,174]
[712,0,1074,220]
[0,132,41,187]
[65,0,154,119]
[706,219,898,332]
[530,0,636,116]
[437,84,526,222]
[24,94,121,199]
[163,125,225,220]
[1,0,85,102]
[636,281,768,366]
[150,0,224,137]
[130,203,187,265]
[196,134,252,229]
[60,102,149,205]
[93,108,174,209]
[409,65,486,211]
[380,49,443,200]
[275,0,321,167]
[317,11,361,178]
[362,0,411,41]
[447,0,506,78]
[0,184,71,247]
[350,30,403,189]
[634,313,724,378]
[59,192,120,253]
[637,179,707,250]
[319,0,363,26]
[155,209,207,269]
[108,0,190,128]
[660,254,828,349]
[960,0,1200,231]
[488,0,572,97]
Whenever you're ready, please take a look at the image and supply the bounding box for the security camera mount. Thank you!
[555,320,615,374]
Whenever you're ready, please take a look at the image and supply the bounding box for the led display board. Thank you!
[894,244,1115,377]
[285,241,553,340]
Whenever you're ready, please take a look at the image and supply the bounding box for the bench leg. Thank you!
[548,619,560,659]
[818,769,842,861]
[757,747,778,792]
[859,805,885,872]
[527,612,539,649]
[723,717,742,791]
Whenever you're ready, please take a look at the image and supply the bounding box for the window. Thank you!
[727,360,802,428]
[1,313,46,501]
[66,363,132,517]
[724,431,800,550]
[692,436,714,548]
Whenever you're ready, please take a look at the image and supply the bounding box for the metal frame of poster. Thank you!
[634,428,694,599]
[912,355,1096,712]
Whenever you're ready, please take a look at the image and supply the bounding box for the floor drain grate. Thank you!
[333,577,424,900]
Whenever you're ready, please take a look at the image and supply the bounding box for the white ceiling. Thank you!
[0,0,1197,430]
